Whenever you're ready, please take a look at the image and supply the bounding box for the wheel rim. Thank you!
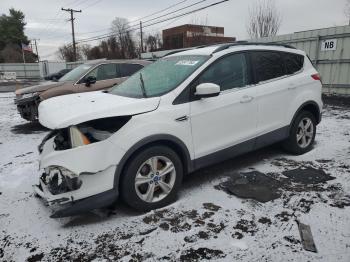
[134,156,176,203]
[296,117,314,148]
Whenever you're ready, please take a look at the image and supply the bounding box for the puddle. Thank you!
[282,167,335,184]
[217,171,283,202]
[216,167,339,207]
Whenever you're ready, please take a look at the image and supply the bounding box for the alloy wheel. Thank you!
[134,156,176,203]
[296,117,314,148]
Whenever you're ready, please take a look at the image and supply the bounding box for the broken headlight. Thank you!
[50,116,132,151]
[75,116,132,145]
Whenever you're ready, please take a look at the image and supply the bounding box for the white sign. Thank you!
[175,60,199,66]
[0,72,16,80]
[321,39,337,51]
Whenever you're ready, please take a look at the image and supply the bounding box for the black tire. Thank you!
[282,110,317,155]
[120,145,183,211]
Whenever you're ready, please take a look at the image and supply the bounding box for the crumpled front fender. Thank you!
[40,136,125,175]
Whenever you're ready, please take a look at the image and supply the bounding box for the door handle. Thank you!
[240,95,254,103]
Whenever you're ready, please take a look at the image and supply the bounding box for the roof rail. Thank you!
[212,41,296,54]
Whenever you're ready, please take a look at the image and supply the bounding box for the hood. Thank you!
[39,91,160,129]
[16,81,70,95]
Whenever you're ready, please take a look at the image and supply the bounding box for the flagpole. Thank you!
[21,42,27,79]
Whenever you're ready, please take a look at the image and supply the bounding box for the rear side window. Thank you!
[284,53,304,74]
[251,51,285,83]
[118,64,144,77]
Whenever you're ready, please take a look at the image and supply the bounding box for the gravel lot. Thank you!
[0,93,349,262]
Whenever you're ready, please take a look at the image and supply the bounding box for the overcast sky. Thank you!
[0,0,348,60]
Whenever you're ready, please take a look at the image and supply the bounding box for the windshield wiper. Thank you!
[139,73,147,98]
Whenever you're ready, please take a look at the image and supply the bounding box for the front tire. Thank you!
[120,145,183,211]
[282,111,316,155]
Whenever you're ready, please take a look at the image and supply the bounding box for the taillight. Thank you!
[311,73,321,81]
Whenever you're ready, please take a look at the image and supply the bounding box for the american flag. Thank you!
[21,43,32,52]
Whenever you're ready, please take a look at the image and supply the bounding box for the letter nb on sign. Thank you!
[321,39,337,51]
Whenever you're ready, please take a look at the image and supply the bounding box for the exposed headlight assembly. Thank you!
[69,126,91,148]
[49,116,132,151]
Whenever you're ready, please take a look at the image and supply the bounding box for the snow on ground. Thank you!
[0,92,349,262]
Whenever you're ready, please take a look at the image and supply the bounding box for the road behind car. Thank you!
[0,92,349,261]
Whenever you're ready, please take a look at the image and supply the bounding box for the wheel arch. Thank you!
[291,101,321,126]
[113,134,193,190]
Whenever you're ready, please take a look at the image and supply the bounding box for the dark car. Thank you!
[44,69,71,81]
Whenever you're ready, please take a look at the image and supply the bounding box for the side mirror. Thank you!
[195,83,220,99]
[85,76,97,87]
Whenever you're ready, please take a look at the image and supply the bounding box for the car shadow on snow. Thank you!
[11,121,48,134]
[182,144,287,189]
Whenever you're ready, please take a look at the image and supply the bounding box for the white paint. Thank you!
[321,39,337,51]
[38,91,160,129]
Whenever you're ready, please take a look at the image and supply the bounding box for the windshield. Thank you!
[110,55,209,98]
[59,64,94,82]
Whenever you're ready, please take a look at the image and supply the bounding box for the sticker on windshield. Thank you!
[175,60,199,66]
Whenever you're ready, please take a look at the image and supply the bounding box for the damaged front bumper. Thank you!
[35,133,126,218]
[15,94,40,121]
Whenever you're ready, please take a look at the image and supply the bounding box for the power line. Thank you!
[128,0,189,24]
[128,0,208,28]
[75,0,208,42]
[74,0,211,43]
[75,0,230,45]
[65,0,192,39]
[81,0,104,9]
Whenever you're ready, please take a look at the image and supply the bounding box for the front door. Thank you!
[189,53,258,164]
[76,63,120,92]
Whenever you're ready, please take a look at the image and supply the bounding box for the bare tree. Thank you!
[247,0,281,39]
[111,17,137,58]
[145,32,163,52]
[58,44,83,62]
[345,0,350,25]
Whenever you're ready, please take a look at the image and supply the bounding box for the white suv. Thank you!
[34,43,323,218]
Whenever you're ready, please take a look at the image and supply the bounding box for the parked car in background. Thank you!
[44,69,72,81]
[15,59,151,121]
[34,43,322,218]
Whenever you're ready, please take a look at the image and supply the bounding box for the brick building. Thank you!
[162,24,235,50]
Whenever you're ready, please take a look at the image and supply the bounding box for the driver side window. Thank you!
[197,53,250,91]
[84,63,118,82]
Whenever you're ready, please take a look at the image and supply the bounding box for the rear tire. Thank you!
[120,145,183,211]
[282,111,316,155]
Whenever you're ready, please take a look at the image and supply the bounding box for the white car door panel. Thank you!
[189,52,258,159]
[190,87,258,158]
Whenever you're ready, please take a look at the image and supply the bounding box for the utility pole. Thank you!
[31,38,40,62]
[61,7,82,61]
[140,21,143,54]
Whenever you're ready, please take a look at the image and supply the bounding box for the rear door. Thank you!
[117,63,144,84]
[250,51,291,143]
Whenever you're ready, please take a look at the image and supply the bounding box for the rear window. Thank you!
[284,53,304,74]
[118,63,144,77]
[251,51,285,83]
